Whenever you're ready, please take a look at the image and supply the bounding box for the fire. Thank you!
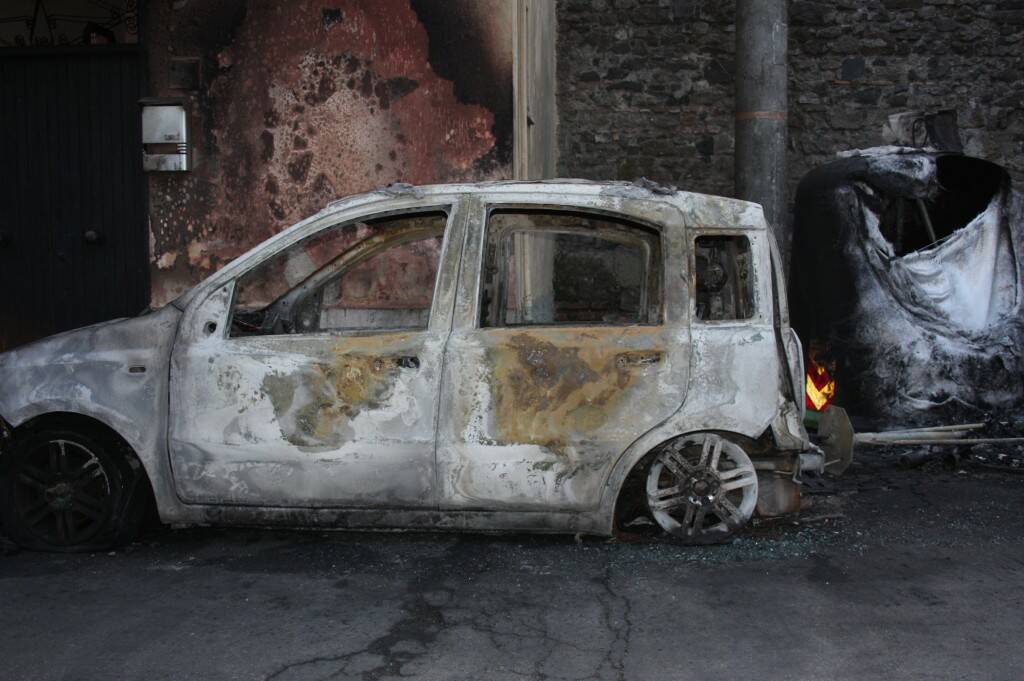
[805,359,836,411]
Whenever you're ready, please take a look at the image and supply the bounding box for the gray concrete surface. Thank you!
[2,456,1022,681]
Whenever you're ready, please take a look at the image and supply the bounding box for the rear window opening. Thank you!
[878,155,1008,256]
[694,235,755,321]
[480,209,662,328]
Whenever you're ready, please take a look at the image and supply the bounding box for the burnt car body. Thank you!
[0,181,822,551]
[791,149,1024,429]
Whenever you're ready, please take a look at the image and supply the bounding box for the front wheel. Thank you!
[0,427,151,552]
[645,433,758,544]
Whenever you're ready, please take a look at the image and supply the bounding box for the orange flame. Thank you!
[805,359,836,411]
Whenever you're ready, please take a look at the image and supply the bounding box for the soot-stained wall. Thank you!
[557,0,1024,211]
[145,0,513,306]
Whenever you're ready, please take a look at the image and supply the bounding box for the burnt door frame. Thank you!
[435,193,693,513]
[166,196,470,510]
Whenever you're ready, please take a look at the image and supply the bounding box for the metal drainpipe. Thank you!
[735,0,789,270]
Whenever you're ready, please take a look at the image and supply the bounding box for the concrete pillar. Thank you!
[513,232,556,324]
[735,0,789,268]
[513,0,557,180]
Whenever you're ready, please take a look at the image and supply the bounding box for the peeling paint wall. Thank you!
[145,0,513,306]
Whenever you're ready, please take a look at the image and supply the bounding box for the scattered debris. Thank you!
[818,406,1024,474]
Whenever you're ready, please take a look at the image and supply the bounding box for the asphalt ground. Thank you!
[2,452,1022,681]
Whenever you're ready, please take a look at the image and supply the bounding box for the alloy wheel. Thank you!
[645,434,758,542]
[12,439,114,547]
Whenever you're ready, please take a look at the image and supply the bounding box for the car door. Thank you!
[435,194,692,511]
[167,199,465,508]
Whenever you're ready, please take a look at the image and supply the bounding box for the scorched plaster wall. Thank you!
[144,0,514,306]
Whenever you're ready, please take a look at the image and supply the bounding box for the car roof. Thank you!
[320,179,769,232]
[331,178,753,205]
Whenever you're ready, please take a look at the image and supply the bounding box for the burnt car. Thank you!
[0,181,823,551]
[791,148,1024,429]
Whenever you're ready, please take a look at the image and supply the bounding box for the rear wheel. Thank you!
[645,433,758,544]
[0,427,151,552]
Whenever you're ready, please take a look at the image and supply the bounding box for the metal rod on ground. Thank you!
[878,422,986,434]
[857,431,970,445]
[817,407,1024,477]
[869,437,1024,447]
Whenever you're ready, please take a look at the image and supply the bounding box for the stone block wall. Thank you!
[557,0,738,199]
[556,0,1024,212]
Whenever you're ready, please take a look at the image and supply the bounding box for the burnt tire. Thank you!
[0,427,152,552]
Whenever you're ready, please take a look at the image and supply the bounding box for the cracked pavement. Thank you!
[2,456,1023,680]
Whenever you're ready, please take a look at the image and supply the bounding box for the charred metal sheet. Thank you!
[792,149,1024,429]
[437,325,686,512]
[168,282,445,508]
[489,331,651,446]
[0,305,183,515]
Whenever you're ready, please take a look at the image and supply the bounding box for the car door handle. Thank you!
[371,355,420,372]
[615,351,662,369]
[396,355,420,369]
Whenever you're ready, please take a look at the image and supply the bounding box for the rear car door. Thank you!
[167,199,465,508]
[436,194,691,511]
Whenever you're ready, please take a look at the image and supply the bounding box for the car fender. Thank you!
[0,305,182,514]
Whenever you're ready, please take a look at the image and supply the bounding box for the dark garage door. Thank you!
[0,48,148,352]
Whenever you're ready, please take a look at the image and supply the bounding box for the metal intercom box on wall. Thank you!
[140,100,190,172]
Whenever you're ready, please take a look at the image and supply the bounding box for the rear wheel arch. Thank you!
[609,428,762,535]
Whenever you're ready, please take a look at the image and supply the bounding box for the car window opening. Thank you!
[230,211,447,337]
[695,234,754,321]
[480,209,662,328]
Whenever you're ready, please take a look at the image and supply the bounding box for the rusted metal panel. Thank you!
[169,328,446,507]
[437,325,687,511]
